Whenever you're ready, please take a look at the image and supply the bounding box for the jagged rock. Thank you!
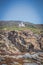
[0,30,43,53]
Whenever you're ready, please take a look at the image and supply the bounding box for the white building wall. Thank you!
[19,22,25,27]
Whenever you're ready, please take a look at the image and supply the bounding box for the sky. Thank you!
[0,0,43,24]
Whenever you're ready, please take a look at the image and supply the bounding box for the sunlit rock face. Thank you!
[0,30,43,65]
[0,30,43,54]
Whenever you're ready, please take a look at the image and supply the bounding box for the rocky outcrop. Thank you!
[0,30,43,65]
[0,30,43,53]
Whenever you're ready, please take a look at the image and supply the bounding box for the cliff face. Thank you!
[0,30,43,54]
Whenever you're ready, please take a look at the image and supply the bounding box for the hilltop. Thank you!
[0,21,43,29]
[0,21,43,35]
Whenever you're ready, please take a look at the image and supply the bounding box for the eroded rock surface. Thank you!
[0,30,43,53]
[0,30,43,65]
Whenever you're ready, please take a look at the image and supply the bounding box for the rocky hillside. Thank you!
[0,30,43,65]
[0,30,43,54]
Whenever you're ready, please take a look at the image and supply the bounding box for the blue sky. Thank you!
[0,0,43,24]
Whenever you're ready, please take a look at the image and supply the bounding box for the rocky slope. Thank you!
[0,30,43,53]
[0,30,43,65]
